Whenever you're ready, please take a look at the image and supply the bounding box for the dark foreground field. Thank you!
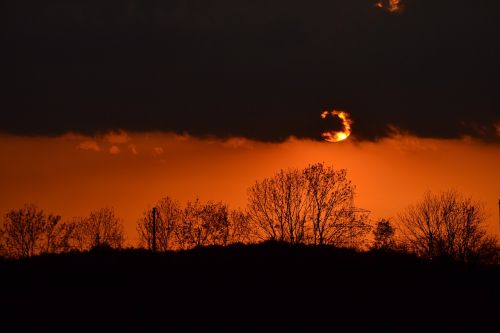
[1,242,499,332]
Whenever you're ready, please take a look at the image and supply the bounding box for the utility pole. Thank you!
[152,207,157,253]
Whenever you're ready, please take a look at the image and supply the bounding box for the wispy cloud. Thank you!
[72,130,139,155]
[77,140,100,152]
[104,130,130,145]
[153,147,164,156]
[109,146,121,155]
[129,144,138,155]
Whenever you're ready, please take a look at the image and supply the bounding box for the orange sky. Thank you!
[0,131,499,245]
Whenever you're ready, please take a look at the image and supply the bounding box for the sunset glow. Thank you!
[1,132,498,245]
[2,1,500,329]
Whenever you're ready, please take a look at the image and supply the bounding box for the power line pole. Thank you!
[152,207,157,253]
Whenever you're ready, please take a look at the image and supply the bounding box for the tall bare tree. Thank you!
[304,163,355,245]
[247,168,309,243]
[76,207,124,250]
[399,190,498,262]
[137,196,181,251]
[247,163,369,246]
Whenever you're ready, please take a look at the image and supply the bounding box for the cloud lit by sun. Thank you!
[321,110,353,143]
[376,0,403,13]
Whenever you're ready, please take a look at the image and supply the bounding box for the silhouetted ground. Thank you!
[1,242,498,332]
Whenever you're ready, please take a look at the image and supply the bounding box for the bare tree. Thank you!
[247,168,309,243]
[176,199,230,249]
[247,163,369,246]
[44,214,62,253]
[0,204,78,258]
[43,214,83,254]
[399,190,498,262]
[304,163,355,245]
[228,209,256,244]
[50,221,80,253]
[76,207,124,250]
[0,204,47,258]
[137,196,181,251]
[372,219,396,250]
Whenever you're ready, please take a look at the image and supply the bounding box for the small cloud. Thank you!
[384,125,437,151]
[461,121,499,140]
[128,144,138,155]
[104,130,130,145]
[174,133,190,142]
[386,124,411,137]
[224,137,254,149]
[77,140,101,152]
[109,145,121,155]
[153,147,164,156]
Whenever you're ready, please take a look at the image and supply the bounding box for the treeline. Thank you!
[0,206,124,258]
[137,163,369,250]
[1,163,498,264]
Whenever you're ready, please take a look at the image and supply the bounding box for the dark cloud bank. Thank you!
[2,0,499,141]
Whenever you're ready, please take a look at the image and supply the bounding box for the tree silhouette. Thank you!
[75,207,124,250]
[137,196,181,251]
[43,214,79,254]
[0,204,46,258]
[247,163,369,246]
[0,204,75,258]
[399,190,498,262]
[228,209,256,244]
[304,163,357,245]
[0,241,5,258]
[136,199,256,250]
[247,168,309,243]
[175,199,230,249]
[372,219,396,250]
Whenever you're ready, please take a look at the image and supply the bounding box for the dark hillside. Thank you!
[1,243,498,332]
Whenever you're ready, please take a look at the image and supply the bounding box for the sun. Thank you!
[321,110,353,143]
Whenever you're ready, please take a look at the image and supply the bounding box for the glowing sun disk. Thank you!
[321,110,353,143]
